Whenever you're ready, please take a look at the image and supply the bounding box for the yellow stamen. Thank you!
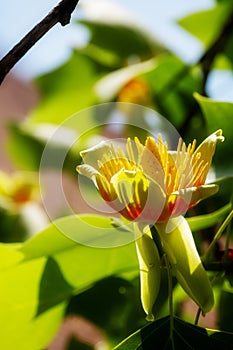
[126,138,137,163]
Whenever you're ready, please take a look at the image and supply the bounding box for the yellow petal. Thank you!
[80,141,112,168]
[111,169,166,222]
[76,164,99,180]
[193,130,224,184]
[170,184,219,210]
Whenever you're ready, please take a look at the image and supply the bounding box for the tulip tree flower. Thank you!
[77,130,224,321]
[0,171,38,211]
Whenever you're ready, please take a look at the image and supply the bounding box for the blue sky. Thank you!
[1,0,232,100]
[0,0,213,77]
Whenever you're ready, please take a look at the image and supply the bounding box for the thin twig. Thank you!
[199,8,233,94]
[203,210,233,263]
[0,0,80,84]
[194,307,201,326]
[155,8,233,136]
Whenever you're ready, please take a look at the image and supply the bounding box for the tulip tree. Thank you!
[0,1,233,349]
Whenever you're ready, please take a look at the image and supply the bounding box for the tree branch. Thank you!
[199,8,233,95]
[0,0,80,84]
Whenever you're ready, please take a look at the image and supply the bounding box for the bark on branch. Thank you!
[0,0,80,84]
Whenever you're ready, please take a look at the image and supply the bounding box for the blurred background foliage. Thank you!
[0,0,233,349]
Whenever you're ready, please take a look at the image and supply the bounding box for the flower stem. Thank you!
[203,209,233,263]
[194,307,201,325]
[224,219,232,259]
[164,253,175,349]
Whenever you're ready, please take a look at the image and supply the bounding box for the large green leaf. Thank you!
[7,124,45,170]
[0,214,138,349]
[79,17,165,65]
[143,56,202,128]
[178,2,233,49]
[67,276,146,347]
[36,257,73,316]
[114,315,233,349]
[0,255,67,349]
[7,50,110,170]
[143,55,202,128]
[28,51,108,125]
[194,93,233,176]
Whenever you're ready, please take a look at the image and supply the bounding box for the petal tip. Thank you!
[146,314,155,322]
[215,129,224,142]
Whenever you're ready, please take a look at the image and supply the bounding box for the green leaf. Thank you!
[178,2,233,48]
[96,53,203,129]
[67,276,146,347]
[213,54,233,70]
[114,316,233,349]
[142,55,202,127]
[36,257,73,316]
[0,242,23,269]
[7,124,44,170]
[194,93,233,176]
[80,18,165,64]
[0,215,138,349]
[218,290,233,332]
[187,203,231,232]
[29,51,107,125]
[0,256,66,349]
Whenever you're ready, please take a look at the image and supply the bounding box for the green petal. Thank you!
[134,223,161,321]
[155,216,214,314]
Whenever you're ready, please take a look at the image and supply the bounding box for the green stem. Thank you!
[203,210,233,263]
[195,269,225,325]
[194,308,201,325]
[164,253,175,349]
[224,219,232,259]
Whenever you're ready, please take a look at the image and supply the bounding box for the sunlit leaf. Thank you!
[142,55,202,127]
[194,93,233,176]
[0,215,138,349]
[28,51,108,125]
[0,256,66,349]
[0,243,23,269]
[178,2,233,49]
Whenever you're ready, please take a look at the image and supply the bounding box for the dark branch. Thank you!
[199,9,233,94]
[0,0,80,84]
[178,9,233,136]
